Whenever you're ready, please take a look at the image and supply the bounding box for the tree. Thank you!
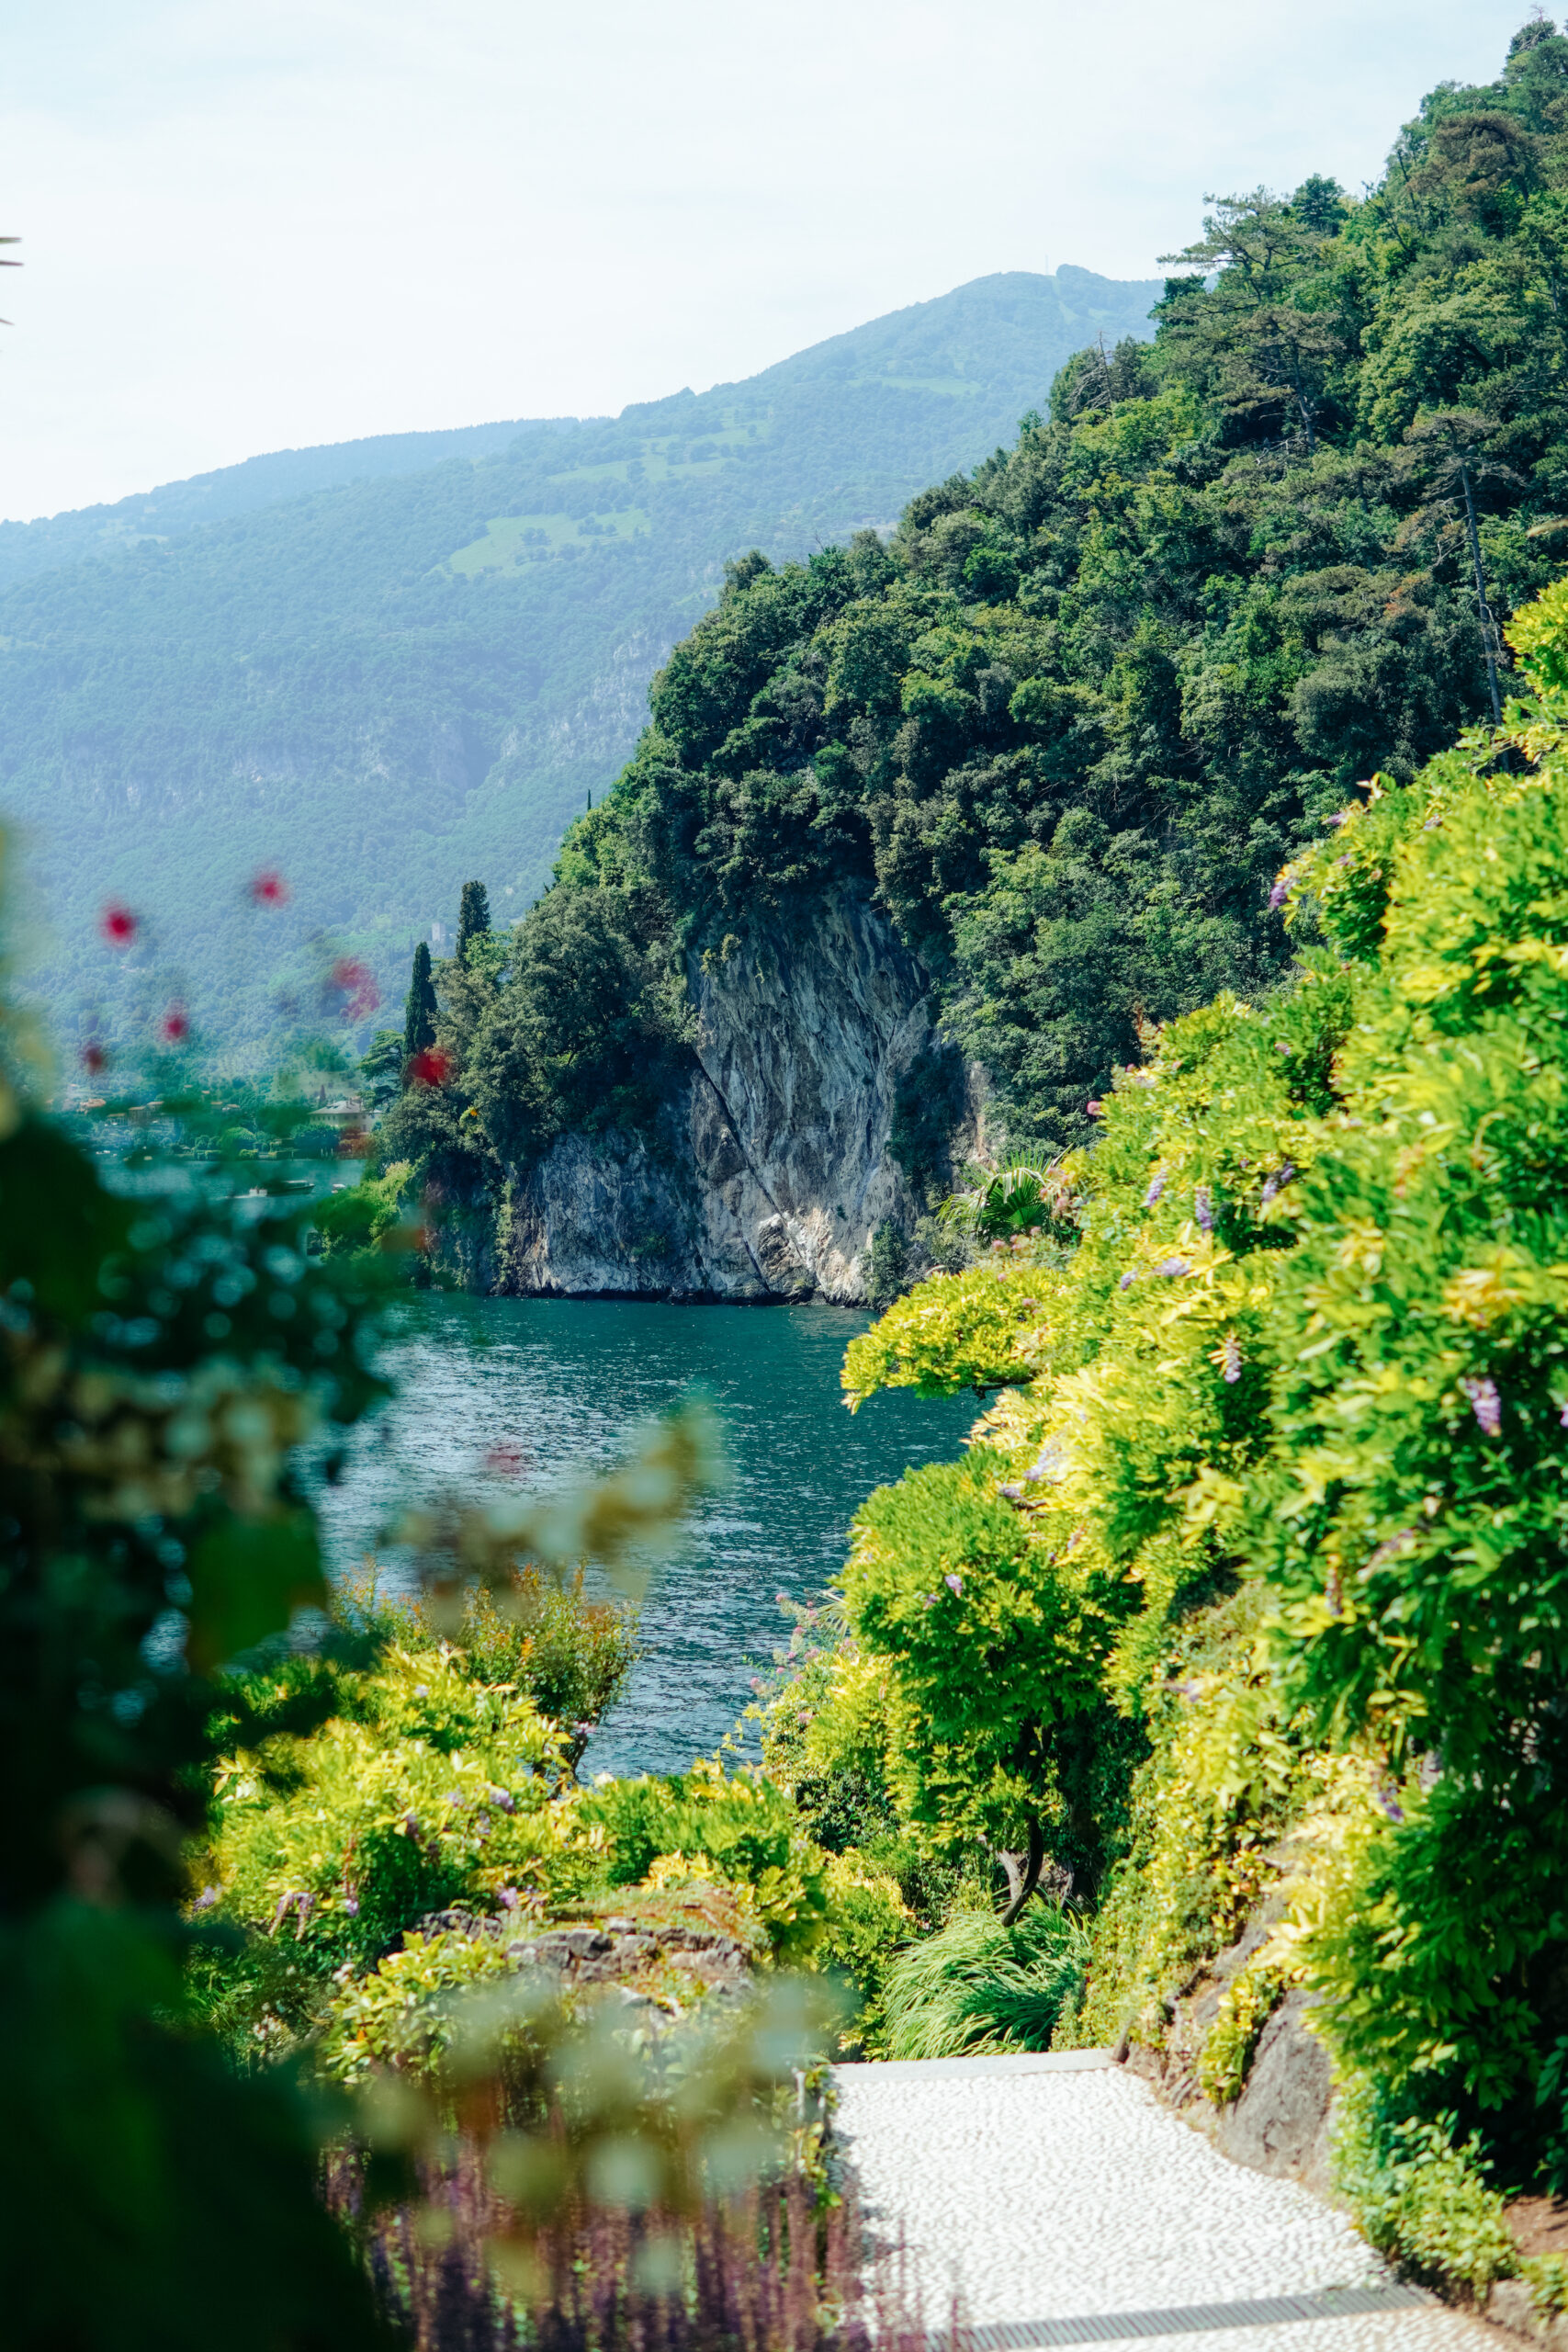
[1404,409,1523,724]
[1156,187,1355,455]
[401,940,437,1064]
[456,879,491,965]
[834,1447,1106,1920]
[358,1028,404,1110]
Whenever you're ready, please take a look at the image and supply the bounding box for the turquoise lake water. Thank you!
[316,1296,976,1779]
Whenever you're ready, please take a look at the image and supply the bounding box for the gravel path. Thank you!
[830,2054,1499,2352]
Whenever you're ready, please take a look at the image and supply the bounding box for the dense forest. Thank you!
[394,23,1568,1199]
[0,269,1157,1058]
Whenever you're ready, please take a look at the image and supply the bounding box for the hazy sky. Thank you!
[1,0,1531,522]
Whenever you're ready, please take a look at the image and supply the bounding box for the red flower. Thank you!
[408,1046,452,1088]
[250,868,288,907]
[160,1005,190,1045]
[100,903,137,948]
[80,1042,109,1076]
[328,956,378,1022]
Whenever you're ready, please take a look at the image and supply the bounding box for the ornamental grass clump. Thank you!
[879,1903,1089,2059]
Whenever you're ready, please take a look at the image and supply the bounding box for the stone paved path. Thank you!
[830,2053,1499,2352]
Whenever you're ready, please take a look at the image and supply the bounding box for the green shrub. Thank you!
[812,1852,916,2055]
[313,1159,412,1256]
[1333,2072,1519,2297]
[577,1760,830,1963]
[320,1925,520,2081]
[346,1566,637,1732]
[1198,1957,1286,2107]
[206,1642,585,1974]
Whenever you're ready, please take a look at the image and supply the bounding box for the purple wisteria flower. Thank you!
[1276,1041,1293,1057]
[1222,1333,1243,1384]
[1143,1171,1167,1207]
[1325,809,1349,829]
[488,1784,516,1814]
[1561,1401,1568,1429]
[944,1573,964,1596]
[1268,876,1292,910]
[1374,1786,1404,1824]
[1461,1375,1503,1437]
[1119,1271,1136,1291]
[922,1593,939,1609]
[1260,1160,1296,1204]
[1194,1185,1214,1232]
[193,1885,219,1911]
[1151,1257,1190,1279]
[497,1886,520,1910]
[342,1895,360,1917]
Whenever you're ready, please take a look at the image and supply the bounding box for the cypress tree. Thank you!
[402,941,437,1062]
[456,880,491,965]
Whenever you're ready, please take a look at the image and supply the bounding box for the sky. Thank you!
[0,0,1532,524]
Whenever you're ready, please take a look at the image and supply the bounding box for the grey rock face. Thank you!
[1218,1990,1336,2193]
[498,893,954,1306]
[1123,1902,1334,2196]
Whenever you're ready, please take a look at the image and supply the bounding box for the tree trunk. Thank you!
[997,1817,1045,1928]
[1461,461,1504,728]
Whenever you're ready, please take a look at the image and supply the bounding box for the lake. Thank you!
[317,1295,976,1778]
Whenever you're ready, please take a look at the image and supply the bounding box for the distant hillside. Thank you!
[0,267,1158,1054]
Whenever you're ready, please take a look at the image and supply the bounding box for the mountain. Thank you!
[0,266,1160,1056]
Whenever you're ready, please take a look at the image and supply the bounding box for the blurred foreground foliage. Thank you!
[0,997,750,2344]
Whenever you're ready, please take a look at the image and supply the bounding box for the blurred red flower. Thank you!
[250,868,288,907]
[160,1005,190,1045]
[328,956,378,1021]
[100,903,137,948]
[80,1042,109,1076]
[407,1046,452,1088]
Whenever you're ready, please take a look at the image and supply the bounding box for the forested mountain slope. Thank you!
[394,23,1568,1295]
[0,267,1157,1054]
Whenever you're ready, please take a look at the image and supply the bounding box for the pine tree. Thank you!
[402,940,437,1064]
[456,879,491,965]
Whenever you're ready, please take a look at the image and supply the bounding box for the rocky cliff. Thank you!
[494,893,960,1306]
